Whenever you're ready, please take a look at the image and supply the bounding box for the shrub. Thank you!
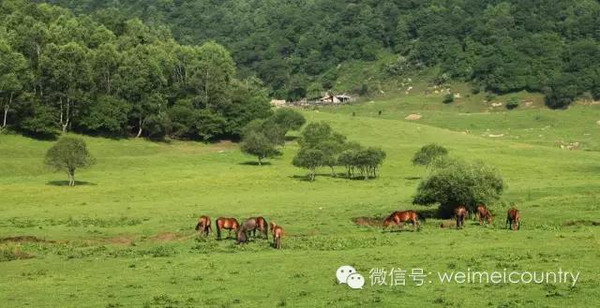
[506,97,520,110]
[413,158,504,217]
[412,144,448,166]
[443,93,454,104]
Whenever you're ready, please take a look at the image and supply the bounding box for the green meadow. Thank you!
[1,96,599,307]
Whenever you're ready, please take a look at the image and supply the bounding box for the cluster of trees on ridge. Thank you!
[0,0,271,140]
[292,122,386,181]
[38,0,600,108]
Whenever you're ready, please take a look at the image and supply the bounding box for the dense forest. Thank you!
[0,0,271,139]
[38,0,600,108]
[2,1,600,140]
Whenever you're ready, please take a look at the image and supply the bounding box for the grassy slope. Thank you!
[0,105,599,307]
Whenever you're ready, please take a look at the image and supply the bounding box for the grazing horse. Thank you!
[476,204,493,225]
[249,216,269,240]
[270,222,284,249]
[215,217,239,240]
[194,215,212,236]
[506,208,521,230]
[383,210,421,231]
[454,205,468,229]
[236,218,258,244]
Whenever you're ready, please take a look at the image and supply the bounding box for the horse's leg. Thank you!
[217,225,221,240]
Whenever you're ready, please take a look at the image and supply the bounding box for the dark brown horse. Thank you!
[270,221,284,249]
[216,217,240,240]
[476,204,493,225]
[383,210,421,230]
[236,218,257,244]
[194,215,212,236]
[454,205,468,229]
[506,208,520,230]
[249,216,269,240]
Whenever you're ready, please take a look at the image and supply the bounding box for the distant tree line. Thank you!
[0,0,271,140]
[38,0,600,108]
[293,122,386,181]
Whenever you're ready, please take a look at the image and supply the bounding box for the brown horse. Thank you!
[383,210,421,231]
[194,215,212,236]
[249,216,269,240]
[476,204,493,225]
[236,218,257,244]
[506,208,520,230]
[454,205,468,229]
[216,217,240,240]
[270,221,284,249]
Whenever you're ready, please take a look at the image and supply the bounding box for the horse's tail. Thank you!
[216,220,221,239]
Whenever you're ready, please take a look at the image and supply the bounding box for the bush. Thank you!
[413,158,504,217]
[412,144,448,166]
[506,97,520,110]
[442,93,454,104]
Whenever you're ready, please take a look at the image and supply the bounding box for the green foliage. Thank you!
[413,158,504,217]
[241,130,281,166]
[412,144,449,167]
[442,93,454,104]
[44,136,95,186]
[0,1,270,141]
[268,108,306,132]
[506,97,520,110]
[294,122,385,180]
[292,148,325,181]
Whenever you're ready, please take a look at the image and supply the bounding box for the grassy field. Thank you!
[1,97,599,307]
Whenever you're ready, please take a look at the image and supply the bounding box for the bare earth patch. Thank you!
[149,232,189,242]
[405,114,422,120]
[353,217,383,227]
[0,236,55,243]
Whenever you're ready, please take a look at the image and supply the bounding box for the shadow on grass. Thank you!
[238,161,272,166]
[405,176,421,181]
[290,173,384,182]
[46,180,97,186]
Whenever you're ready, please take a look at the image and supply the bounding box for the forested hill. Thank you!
[38,0,600,107]
[0,0,271,140]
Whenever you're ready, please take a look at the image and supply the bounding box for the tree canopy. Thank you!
[44,136,95,186]
[413,158,504,217]
[37,0,600,107]
[0,0,271,140]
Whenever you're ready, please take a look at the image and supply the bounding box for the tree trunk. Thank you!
[258,157,262,166]
[1,93,11,130]
[60,97,70,133]
[68,168,75,187]
[330,166,336,177]
[136,117,143,138]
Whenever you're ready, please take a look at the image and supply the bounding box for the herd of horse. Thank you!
[383,205,521,231]
[194,216,284,249]
[193,206,519,250]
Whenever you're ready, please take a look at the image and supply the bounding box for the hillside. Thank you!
[39,0,600,106]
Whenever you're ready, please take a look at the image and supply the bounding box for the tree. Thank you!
[268,108,306,132]
[354,147,387,179]
[44,137,95,186]
[193,42,235,109]
[240,130,280,165]
[413,158,504,217]
[292,148,325,181]
[412,144,449,167]
[0,39,29,131]
[40,42,93,133]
